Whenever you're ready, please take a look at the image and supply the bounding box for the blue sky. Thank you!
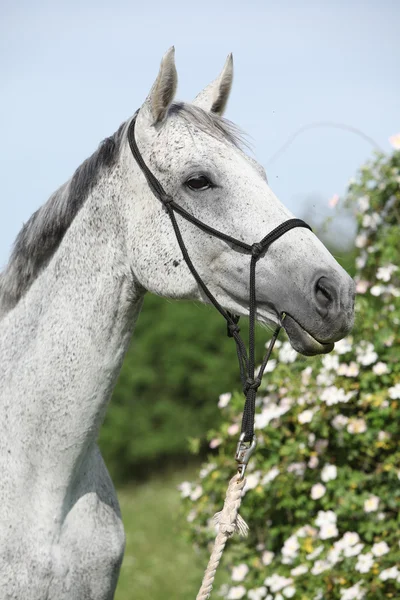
[1,0,399,265]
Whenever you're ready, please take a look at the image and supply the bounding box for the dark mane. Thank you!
[0,122,126,317]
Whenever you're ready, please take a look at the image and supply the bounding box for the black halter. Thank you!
[127,114,312,476]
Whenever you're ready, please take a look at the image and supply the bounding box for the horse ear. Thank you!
[142,47,178,125]
[192,54,233,116]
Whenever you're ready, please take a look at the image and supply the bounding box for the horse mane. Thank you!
[0,103,245,318]
[0,122,126,317]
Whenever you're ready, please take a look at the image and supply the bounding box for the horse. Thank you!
[0,48,355,599]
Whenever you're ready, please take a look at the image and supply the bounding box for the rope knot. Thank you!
[161,193,173,205]
[227,322,240,337]
[251,242,263,258]
[243,377,261,394]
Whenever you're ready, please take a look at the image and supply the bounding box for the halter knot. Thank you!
[161,193,173,205]
[251,242,263,259]
[227,322,240,337]
[243,377,261,394]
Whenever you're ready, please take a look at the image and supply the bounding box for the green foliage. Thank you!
[182,151,400,600]
[99,296,265,481]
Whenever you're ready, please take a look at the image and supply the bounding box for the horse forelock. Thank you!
[169,102,247,149]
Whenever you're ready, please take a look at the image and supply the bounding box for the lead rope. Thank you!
[196,328,281,600]
[127,114,311,599]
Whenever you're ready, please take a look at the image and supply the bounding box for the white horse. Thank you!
[0,48,354,599]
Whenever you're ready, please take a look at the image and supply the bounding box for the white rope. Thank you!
[196,473,249,600]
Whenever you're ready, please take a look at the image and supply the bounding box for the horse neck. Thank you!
[0,166,145,486]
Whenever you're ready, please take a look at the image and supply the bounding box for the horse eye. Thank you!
[185,175,213,191]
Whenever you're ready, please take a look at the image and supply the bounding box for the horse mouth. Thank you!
[282,313,334,356]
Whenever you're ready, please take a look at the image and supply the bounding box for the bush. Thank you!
[182,151,400,600]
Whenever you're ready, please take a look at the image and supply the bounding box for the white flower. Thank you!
[301,366,313,385]
[254,402,291,429]
[322,354,339,371]
[282,586,296,598]
[327,546,342,565]
[320,522,339,539]
[356,279,369,294]
[311,483,326,500]
[331,414,349,430]
[199,463,216,479]
[186,509,197,523]
[248,587,267,600]
[388,383,400,399]
[227,423,240,436]
[373,362,389,375]
[371,541,389,556]
[282,535,300,563]
[218,392,232,408]
[290,564,308,576]
[264,359,277,373]
[357,196,370,212]
[356,341,378,365]
[308,455,319,469]
[262,467,280,485]
[338,362,360,377]
[261,550,274,566]
[344,542,364,557]
[316,370,335,386]
[190,484,203,501]
[178,481,192,498]
[370,284,384,297]
[376,263,398,282]
[287,462,306,476]
[355,552,374,573]
[379,566,400,580]
[227,585,246,599]
[296,525,318,538]
[311,560,331,575]
[320,386,355,405]
[335,337,353,354]
[279,342,297,364]
[298,409,315,424]
[341,532,360,547]
[306,545,324,560]
[231,564,249,582]
[244,471,261,492]
[347,418,367,434]
[315,510,337,527]
[339,581,366,600]
[355,233,368,248]
[362,213,381,229]
[321,464,337,482]
[355,253,367,270]
[209,438,222,448]
[264,574,293,592]
[364,495,379,512]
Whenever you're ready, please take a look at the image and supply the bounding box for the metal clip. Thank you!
[235,433,257,479]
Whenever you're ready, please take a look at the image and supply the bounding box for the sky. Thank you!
[1,0,399,265]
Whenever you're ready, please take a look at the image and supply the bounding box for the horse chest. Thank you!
[0,446,125,600]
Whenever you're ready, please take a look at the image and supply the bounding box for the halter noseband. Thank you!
[127,114,312,477]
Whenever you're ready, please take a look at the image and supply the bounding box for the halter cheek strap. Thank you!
[127,114,312,477]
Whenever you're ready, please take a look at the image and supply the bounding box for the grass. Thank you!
[115,467,222,600]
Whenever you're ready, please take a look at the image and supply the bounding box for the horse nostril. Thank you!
[315,278,333,309]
